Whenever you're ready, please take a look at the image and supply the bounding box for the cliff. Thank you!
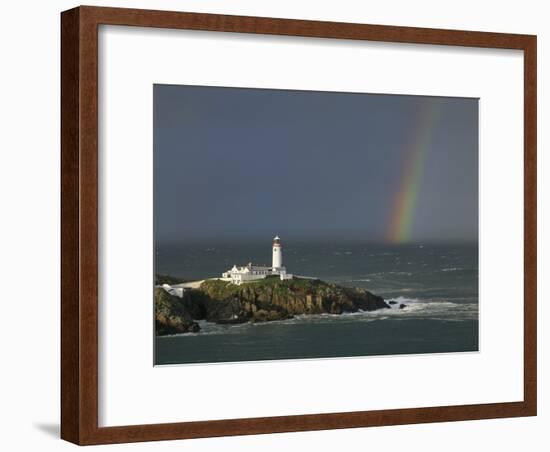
[154,287,200,335]
[155,276,389,336]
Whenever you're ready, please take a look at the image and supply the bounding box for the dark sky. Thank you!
[154,84,478,244]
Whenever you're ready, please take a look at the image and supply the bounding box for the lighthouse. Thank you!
[272,235,283,269]
[221,236,292,284]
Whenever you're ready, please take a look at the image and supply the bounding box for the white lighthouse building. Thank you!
[221,235,293,285]
[272,235,283,269]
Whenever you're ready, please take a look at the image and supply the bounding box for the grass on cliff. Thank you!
[200,276,325,297]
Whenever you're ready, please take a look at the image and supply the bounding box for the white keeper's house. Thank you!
[221,235,293,285]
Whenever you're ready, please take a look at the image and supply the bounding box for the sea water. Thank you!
[154,241,478,365]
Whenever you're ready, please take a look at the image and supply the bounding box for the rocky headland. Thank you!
[155,276,390,336]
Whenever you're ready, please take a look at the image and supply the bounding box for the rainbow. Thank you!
[387,101,440,244]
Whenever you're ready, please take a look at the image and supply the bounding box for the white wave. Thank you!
[339,278,372,283]
[364,271,412,277]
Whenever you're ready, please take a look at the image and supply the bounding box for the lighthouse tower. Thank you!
[272,235,283,269]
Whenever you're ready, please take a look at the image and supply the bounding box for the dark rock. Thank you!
[252,308,290,322]
[399,303,407,309]
[156,277,389,334]
[388,300,398,305]
[154,288,200,335]
[199,277,390,318]
[188,322,201,333]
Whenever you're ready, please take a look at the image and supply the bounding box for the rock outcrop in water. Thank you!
[155,276,389,336]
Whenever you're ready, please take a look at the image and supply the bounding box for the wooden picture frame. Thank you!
[61,5,537,445]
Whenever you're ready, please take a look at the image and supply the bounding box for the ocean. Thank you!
[154,241,478,365]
